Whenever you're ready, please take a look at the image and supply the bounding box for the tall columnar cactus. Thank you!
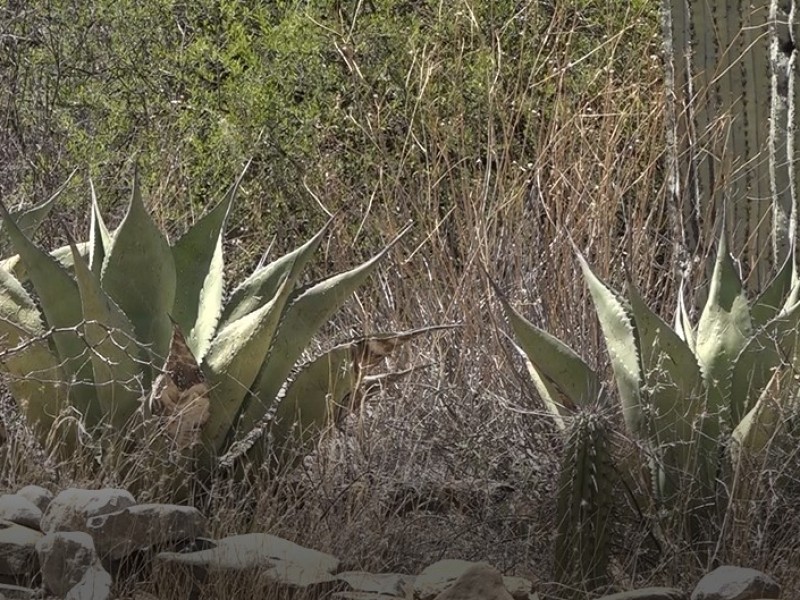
[495,232,800,540]
[662,0,797,290]
[0,168,436,476]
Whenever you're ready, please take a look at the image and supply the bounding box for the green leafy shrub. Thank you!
[0,167,427,480]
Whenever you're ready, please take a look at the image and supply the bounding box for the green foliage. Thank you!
[0,170,418,477]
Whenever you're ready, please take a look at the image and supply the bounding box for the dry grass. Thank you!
[2,1,800,598]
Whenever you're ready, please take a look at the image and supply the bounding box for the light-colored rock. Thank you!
[415,560,528,600]
[86,503,207,560]
[691,566,780,600]
[0,496,41,531]
[157,533,339,587]
[0,582,36,599]
[0,520,41,576]
[430,564,513,600]
[40,488,136,533]
[15,486,53,514]
[597,588,687,600]
[64,563,112,600]
[36,531,103,597]
[336,571,415,597]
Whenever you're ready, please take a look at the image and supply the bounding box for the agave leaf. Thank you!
[628,283,708,502]
[69,237,144,429]
[268,344,357,467]
[234,226,410,436]
[258,326,442,469]
[88,179,112,277]
[751,252,794,326]
[729,299,800,426]
[673,279,696,351]
[695,235,752,436]
[0,169,76,253]
[201,256,308,455]
[577,254,645,439]
[101,172,176,371]
[0,200,91,389]
[171,166,248,362]
[218,214,335,330]
[2,242,90,282]
[0,268,67,435]
[731,372,785,462]
[491,279,601,425]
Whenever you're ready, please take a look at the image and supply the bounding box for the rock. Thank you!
[415,560,528,600]
[0,583,36,599]
[0,496,42,531]
[0,520,41,576]
[40,488,136,533]
[157,533,339,587]
[430,564,513,600]
[691,566,780,600]
[63,563,112,600]
[336,571,415,597]
[15,486,53,514]
[597,588,687,600]
[85,503,207,560]
[36,531,110,598]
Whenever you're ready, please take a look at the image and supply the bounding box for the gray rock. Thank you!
[0,496,41,531]
[40,488,136,533]
[336,571,415,596]
[64,563,112,600]
[15,486,53,514]
[691,566,780,600]
[430,564,514,600]
[415,560,528,600]
[85,503,207,560]
[36,531,100,597]
[0,583,36,599]
[157,533,339,587]
[597,588,687,600]
[0,520,41,576]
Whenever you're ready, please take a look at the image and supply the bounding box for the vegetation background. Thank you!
[5,0,795,598]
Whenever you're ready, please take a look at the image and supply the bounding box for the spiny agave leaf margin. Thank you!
[751,251,794,326]
[201,254,312,456]
[101,171,176,373]
[233,225,411,438]
[694,233,752,439]
[0,199,91,389]
[217,213,336,330]
[577,254,645,439]
[0,168,76,253]
[171,162,250,361]
[267,344,357,468]
[490,277,602,427]
[0,268,66,434]
[673,278,696,351]
[69,236,144,430]
[88,179,113,277]
[729,299,800,426]
[1,242,90,283]
[627,283,709,502]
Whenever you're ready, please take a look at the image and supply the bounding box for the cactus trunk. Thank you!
[662,0,796,290]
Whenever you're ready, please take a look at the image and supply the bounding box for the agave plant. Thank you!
[495,233,800,576]
[0,167,432,476]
